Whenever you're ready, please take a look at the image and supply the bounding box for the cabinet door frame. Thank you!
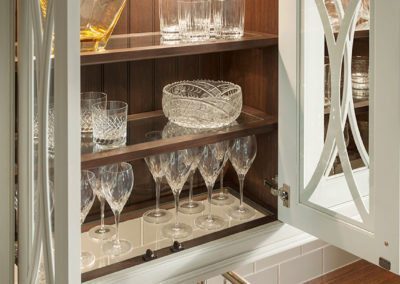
[279,0,400,273]
[53,0,82,282]
[0,0,16,282]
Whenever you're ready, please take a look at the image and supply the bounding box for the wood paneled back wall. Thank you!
[81,0,278,115]
[81,0,279,215]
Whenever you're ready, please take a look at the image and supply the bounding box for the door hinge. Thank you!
[379,257,391,271]
[264,177,290,208]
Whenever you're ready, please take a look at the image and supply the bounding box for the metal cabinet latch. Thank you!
[264,177,290,208]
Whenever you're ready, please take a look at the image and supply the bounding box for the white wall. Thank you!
[207,241,358,284]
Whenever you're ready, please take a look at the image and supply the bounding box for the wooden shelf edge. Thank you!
[81,31,278,66]
[81,106,278,170]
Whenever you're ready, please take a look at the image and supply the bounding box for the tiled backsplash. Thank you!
[207,240,358,284]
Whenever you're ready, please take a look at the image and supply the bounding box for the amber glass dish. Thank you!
[40,0,127,51]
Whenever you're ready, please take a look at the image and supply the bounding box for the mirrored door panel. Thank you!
[300,0,372,230]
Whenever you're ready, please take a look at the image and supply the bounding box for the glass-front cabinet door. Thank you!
[279,0,400,273]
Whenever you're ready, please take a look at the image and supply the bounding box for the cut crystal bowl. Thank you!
[162,80,242,129]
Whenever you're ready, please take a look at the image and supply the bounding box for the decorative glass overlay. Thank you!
[300,0,372,230]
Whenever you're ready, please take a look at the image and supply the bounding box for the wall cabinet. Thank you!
[2,0,400,283]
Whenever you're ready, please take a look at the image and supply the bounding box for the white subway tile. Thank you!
[233,263,255,277]
[245,266,279,284]
[206,275,225,284]
[323,246,359,273]
[255,247,302,271]
[302,240,327,254]
[279,249,323,284]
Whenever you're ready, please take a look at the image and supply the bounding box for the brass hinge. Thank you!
[264,177,290,208]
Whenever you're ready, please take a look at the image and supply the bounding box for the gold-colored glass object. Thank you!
[40,0,127,51]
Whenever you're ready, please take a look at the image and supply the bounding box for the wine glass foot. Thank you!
[195,215,227,231]
[88,225,116,241]
[211,192,235,206]
[162,222,193,239]
[143,209,172,224]
[226,205,256,220]
[102,239,132,257]
[81,251,96,269]
[179,201,205,214]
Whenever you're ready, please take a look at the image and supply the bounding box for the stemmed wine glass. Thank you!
[161,149,194,239]
[101,162,134,256]
[195,142,228,230]
[143,131,172,224]
[212,141,234,206]
[81,170,96,269]
[88,168,116,240]
[179,146,205,214]
[226,135,257,220]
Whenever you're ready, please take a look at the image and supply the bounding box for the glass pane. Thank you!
[300,0,372,230]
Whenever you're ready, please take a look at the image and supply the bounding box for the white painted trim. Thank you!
[84,222,316,284]
[0,0,15,282]
[17,0,36,282]
[53,0,81,282]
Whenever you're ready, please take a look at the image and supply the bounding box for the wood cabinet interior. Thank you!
[82,0,279,221]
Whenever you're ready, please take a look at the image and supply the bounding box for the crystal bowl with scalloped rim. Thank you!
[162,80,242,129]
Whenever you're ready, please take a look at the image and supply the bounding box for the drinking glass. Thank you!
[178,0,211,42]
[159,0,180,41]
[226,135,257,220]
[143,131,172,224]
[179,146,205,214]
[212,141,234,206]
[352,56,369,100]
[81,92,107,135]
[161,149,193,239]
[88,168,116,241]
[213,0,245,39]
[92,101,128,149]
[195,143,227,230]
[81,170,96,269]
[101,162,134,256]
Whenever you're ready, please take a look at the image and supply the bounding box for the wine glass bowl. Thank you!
[195,143,228,231]
[143,131,172,224]
[226,135,257,220]
[161,149,194,239]
[88,168,116,241]
[101,162,134,256]
[80,170,97,269]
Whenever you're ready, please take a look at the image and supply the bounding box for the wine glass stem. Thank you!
[155,178,161,212]
[114,211,121,246]
[239,175,245,210]
[100,197,105,229]
[174,193,180,227]
[219,171,224,196]
[189,172,194,203]
[207,185,213,220]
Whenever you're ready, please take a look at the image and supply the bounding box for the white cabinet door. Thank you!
[279,0,400,273]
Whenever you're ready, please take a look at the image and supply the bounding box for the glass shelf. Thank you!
[81,31,278,65]
[81,106,277,170]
